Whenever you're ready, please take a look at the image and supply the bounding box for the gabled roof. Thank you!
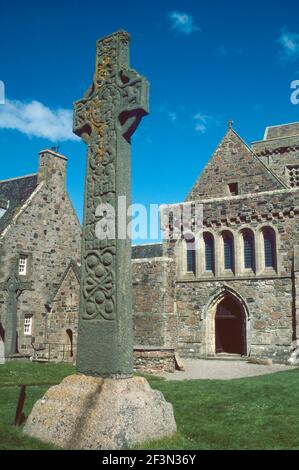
[51,259,81,302]
[186,128,286,201]
[0,174,38,234]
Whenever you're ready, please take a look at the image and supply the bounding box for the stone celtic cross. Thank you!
[0,259,33,358]
[73,31,149,377]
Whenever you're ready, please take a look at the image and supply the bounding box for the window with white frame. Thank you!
[18,255,28,276]
[24,315,33,336]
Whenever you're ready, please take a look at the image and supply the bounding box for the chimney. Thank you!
[38,148,68,187]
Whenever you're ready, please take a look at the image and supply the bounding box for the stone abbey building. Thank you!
[0,121,299,366]
[133,121,299,364]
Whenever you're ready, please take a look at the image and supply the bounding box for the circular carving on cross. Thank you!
[83,248,116,320]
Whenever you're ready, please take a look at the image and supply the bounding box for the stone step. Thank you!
[206,354,248,362]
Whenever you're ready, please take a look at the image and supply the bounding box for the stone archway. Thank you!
[204,287,250,357]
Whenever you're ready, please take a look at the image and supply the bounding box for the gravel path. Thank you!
[161,359,295,381]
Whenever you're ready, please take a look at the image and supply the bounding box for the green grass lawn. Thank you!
[0,361,299,450]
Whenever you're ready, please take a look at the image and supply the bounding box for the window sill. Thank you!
[177,273,285,283]
[239,269,256,277]
[221,270,235,277]
[259,268,278,276]
[201,271,215,279]
[179,272,197,281]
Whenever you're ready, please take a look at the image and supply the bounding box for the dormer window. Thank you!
[228,183,239,196]
[19,255,28,276]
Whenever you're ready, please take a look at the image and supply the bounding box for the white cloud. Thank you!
[169,11,199,35]
[278,28,299,63]
[0,98,79,142]
[158,104,178,124]
[194,113,216,134]
[168,111,177,123]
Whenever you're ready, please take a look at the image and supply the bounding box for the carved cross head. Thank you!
[73,30,149,144]
[0,258,33,296]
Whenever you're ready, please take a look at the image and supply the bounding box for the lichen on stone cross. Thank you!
[73,30,149,377]
[0,258,33,358]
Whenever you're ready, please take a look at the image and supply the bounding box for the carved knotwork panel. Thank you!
[83,242,116,320]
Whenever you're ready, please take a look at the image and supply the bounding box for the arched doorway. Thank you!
[215,296,246,355]
[204,287,249,357]
[66,329,73,358]
[0,323,4,363]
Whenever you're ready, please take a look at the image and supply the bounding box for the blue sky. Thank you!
[0,0,299,242]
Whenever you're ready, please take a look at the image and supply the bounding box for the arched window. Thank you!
[242,229,255,270]
[263,227,276,270]
[185,236,196,274]
[222,232,234,271]
[204,233,215,273]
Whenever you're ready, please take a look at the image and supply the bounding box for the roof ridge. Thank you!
[0,181,43,239]
[132,242,162,247]
[0,173,37,184]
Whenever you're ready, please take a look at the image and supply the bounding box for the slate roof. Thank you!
[132,244,163,259]
[0,174,38,235]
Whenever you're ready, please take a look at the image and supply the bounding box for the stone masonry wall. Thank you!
[133,348,175,374]
[175,278,293,361]
[46,266,80,362]
[132,257,177,348]
[164,187,299,362]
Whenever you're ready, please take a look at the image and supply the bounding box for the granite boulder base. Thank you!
[24,374,177,450]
